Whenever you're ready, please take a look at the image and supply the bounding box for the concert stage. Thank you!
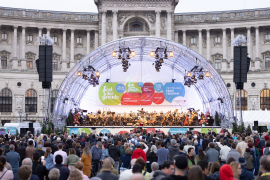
[66,126,224,135]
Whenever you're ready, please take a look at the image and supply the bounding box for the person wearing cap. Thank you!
[169,155,188,180]
[90,141,103,175]
[238,157,254,180]
[132,142,147,162]
[219,164,236,180]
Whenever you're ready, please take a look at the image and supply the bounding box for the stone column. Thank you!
[12,26,18,69]
[166,10,172,40]
[198,29,202,55]
[101,11,107,45]
[174,30,178,43]
[230,28,234,71]
[182,30,186,46]
[47,28,50,37]
[222,28,227,72]
[155,10,161,37]
[70,29,75,68]
[95,30,99,49]
[21,26,26,70]
[206,29,210,61]
[247,27,252,70]
[61,29,67,71]
[87,30,91,54]
[112,10,118,41]
[255,26,261,70]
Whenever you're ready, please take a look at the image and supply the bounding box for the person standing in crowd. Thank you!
[102,144,109,160]
[109,140,121,171]
[184,140,195,153]
[187,165,204,180]
[195,148,206,162]
[219,164,236,180]
[236,137,248,157]
[197,160,214,180]
[209,162,220,180]
[0,156,14,180]
[132,143,147,162]
[152,160,174,180]
[168,139,178,161]
[91,141,103,175]
[135,158,150,180]
[257,155,270,180]
[44,147,54,171]
[156,142,169,169]
[6,145,20,176]
[186,147,197,168]
[74,162,89,180]
[53,144,67,165]
[53,155,70,180]
[81,147,92,177]
[220,141,231,165]
[10,136,18,152]
[68,169,83,180]
[243,148,254,171]
[238,157,254,180]
[32,152,47,180]
[121,147,132,169]
[149,162,159,179]
[18,142,26,166]
[48,168,60,180]
[230,162,242,179]
[202,135,209,151]
[96,159,119,180]
[258,136,265,156]
[227,143,241,162]
[206,142,219,163]
[64,148,80,171]
[18,165,32,180]
[148,145,158,167]
[25,141,36,160]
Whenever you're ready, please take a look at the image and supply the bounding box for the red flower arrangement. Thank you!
[73,113,80,125]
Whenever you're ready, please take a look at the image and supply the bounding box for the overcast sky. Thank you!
[1,0,270,13]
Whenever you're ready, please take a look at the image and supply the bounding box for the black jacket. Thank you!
[170,175,187,180]
[204,174,214,180]
[53,164,70,180]
[148,152,158,165]
[202,139,209,150]
[32,161,47,180]
[168,146,179,161]
[75,147,81,157]
[109,145,121,161]
[18,146,26,160]
[37,150,45,157]
[96,171,119,180]
[3,145,9,155]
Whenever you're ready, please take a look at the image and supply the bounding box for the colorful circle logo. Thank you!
[116,84,125,93]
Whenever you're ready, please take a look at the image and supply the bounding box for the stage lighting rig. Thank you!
[184,67,210,87]
[112,42,135,72]
[79,65,100,87]
[151,41,174,72]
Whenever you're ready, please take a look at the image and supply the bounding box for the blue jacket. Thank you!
[240,166,254,180]
[53,164,70,180]
[206,148,219,163]
[45,153,54,170]
[122,154,132,168]
[6,150,20,170]
[102,148,109,160]
[91,145,103,161]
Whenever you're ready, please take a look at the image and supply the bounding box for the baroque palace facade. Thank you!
[0,0,270,124]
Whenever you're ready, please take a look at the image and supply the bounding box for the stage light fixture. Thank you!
[127,54,130,59]
[118,54,122,59]
[77,72,82,76]
[155,54,159,59]
[164,53,168,59]
[112,51,117,57]
[169,51,174,57]
[131,51,136,57]
[96,70,100,77]
[122,59,125,63]
[172,79,176,83]
[187,72,191,77]
[150,51,155,57]
[129,63,131,67]
[159,58,164,63]
[152,63,154,67]
[205,72,210,77]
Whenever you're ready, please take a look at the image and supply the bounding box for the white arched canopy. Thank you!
[53,36,233,128]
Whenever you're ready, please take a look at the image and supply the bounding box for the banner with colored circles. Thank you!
[98,82,186,105]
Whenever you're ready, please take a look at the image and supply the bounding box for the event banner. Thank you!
[98,82,186,105]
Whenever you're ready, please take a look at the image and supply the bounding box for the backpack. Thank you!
[254,138,260,147]
[250,151,255,163]
[130,139,136,145]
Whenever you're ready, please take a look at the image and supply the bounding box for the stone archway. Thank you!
[123,17,150,37]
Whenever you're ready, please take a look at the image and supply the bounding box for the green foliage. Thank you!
[16,129,19,136]
[247,124,252,133]
[214,111,220,126]
[55,128,59,135]
[41,121,47,134]
[37,130,40,136]
[66,112,73,125]
[232,122,247,134]
[48,121,53,135]
[239,122,245,132]
[232,123,238,134]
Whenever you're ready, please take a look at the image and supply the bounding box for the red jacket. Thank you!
[219,164,237,180]
[132,149,147,162]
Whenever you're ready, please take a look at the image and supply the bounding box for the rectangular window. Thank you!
[1,33,7,40]
[215,59,221,69]
[1,56,7,68]
[27,58,33,69]
[77,37,82,44]
[25,97,37,112]
[266,57,270,68]
[18,60,21,66]
[191,38,196,44]
[265,34,270,40]
[27,35,33,41]
[215,37,221,43]
[53,36,58,43]
[53,62,58,70]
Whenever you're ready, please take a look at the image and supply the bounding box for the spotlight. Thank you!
[112,51,117,57]
[172,79,176,83]
[106,79,110,82]
[96,70,100,77]
[131,51,136,57]
[194,78,197,83]
[169,52,174,57]
[187,72,191,77]
[205,72,210,77]
[191,75,195,79]
[164,53,168,59]
[152,63,154,67]
[118,54,122,59]
[155,54,159,59]
[122,59,126,63]
[127,54,130,59]
[129,63,131,67]
[150,51,155,57]
[123,69,127,72]
[77,72,82,76]
[159,58,164,63]
[91,74,95,79]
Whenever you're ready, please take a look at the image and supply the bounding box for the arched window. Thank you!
[236,90,247,111]
[260,89,270,110]
[51,90,58,113]
[0,88,12,112]
[25,89,37,112]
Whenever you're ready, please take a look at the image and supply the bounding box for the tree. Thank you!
[66,111,73,126]
[41,121,47,134]
[16,129,19,136]
[239,122,245,133]
[36,130,40,136]
[247,124,252,133]
[214,111,220,126]
[55,128,59,135]
[232,123,238,134]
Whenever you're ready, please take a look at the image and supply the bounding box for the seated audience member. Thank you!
[48,168,60,180]
[96,159,119,180]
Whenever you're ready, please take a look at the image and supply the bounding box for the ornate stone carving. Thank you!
[0,50,11,59]
[53,53,61,60]
[74,53,84,62]
[25,51,36,59]
[16,98,23,109]
[161,18,166,30]
[108,17,112,29]
[118,15,127,25]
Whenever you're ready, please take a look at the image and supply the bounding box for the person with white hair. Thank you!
[168,139,178,161]
[119,159,137,180]
[149,162,159,179]
[148,145,158,167]
[13,158,39,180]
[48,168,60,180]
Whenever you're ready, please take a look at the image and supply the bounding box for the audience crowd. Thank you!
[1,128,270,180]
